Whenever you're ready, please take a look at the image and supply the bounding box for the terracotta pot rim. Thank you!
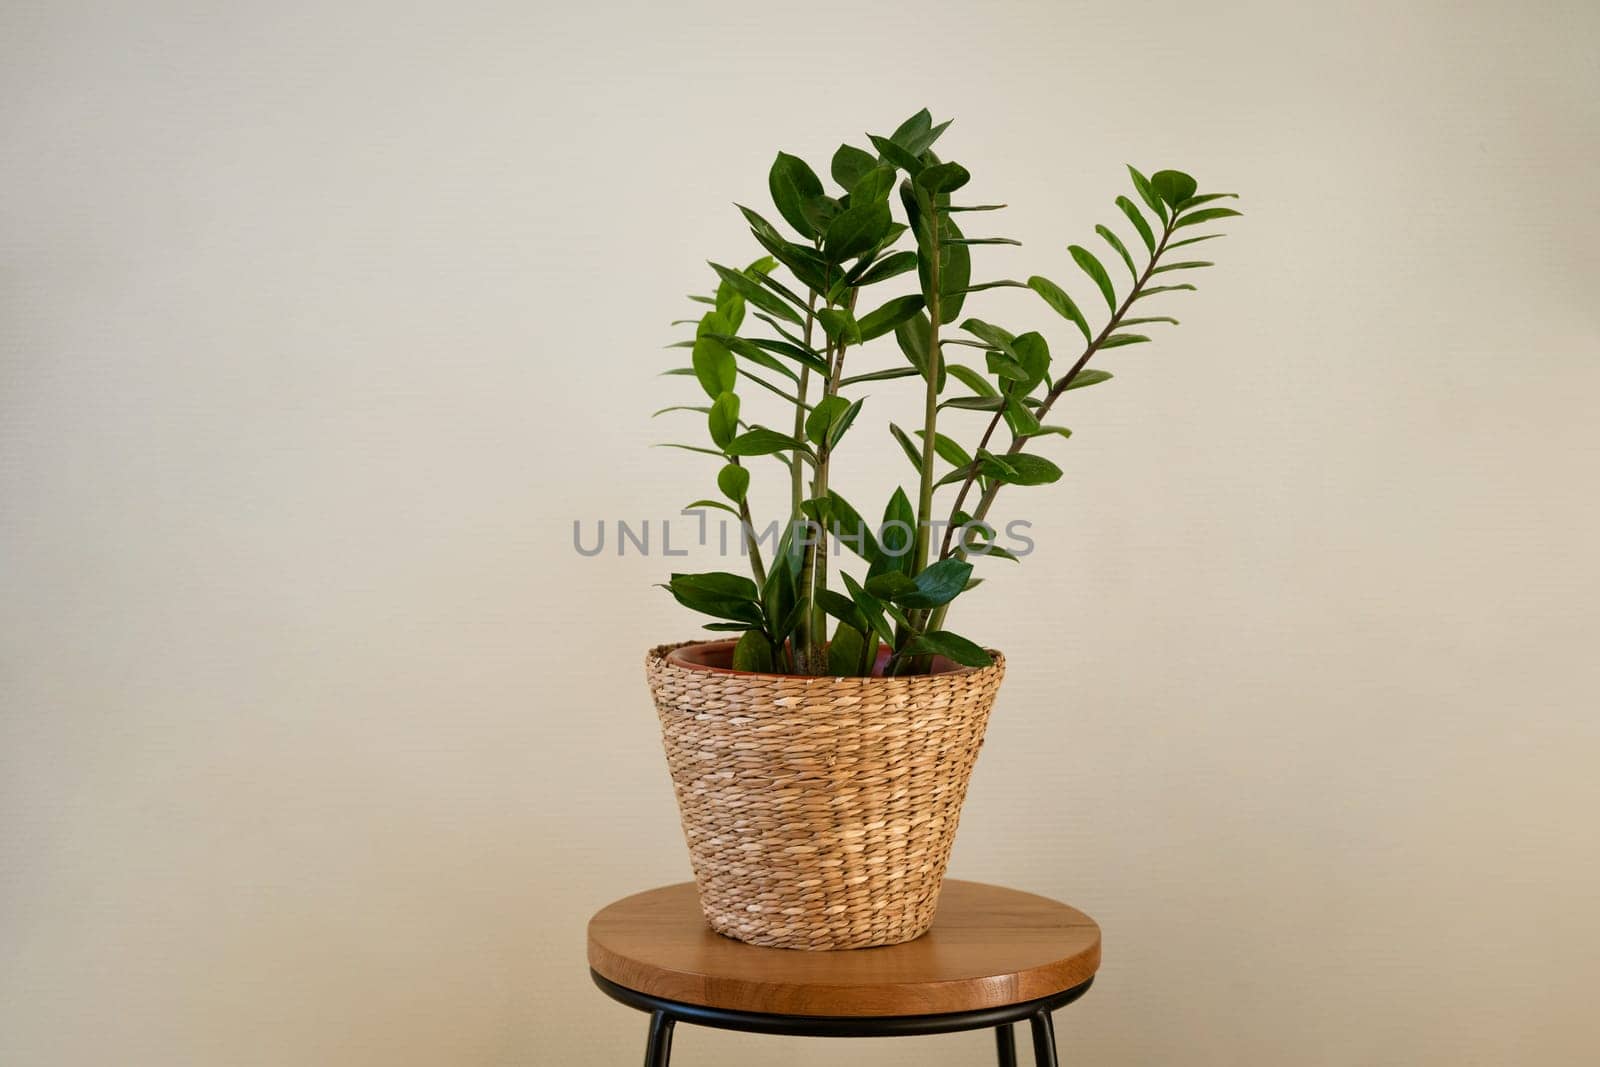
[655,637,999,680]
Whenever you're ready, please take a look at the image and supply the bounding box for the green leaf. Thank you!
[1029,424,1072,440]
[1101,333,1150,348]
[1173,207,1243,230]
[1167,233,1227,250]
[1095,224,1138,282]
[824,489,878,561]
[940,395,1006,412]
[886,108,952,158]
[894,310,943,389]
[1114,195,1156,253]
[672,573,761,604]
[824,199,893,263]
[816,308,863,346]
[761,550,796,640]
[741,205,833,291]
[839,572,894,650]
[769,152,825,239]
[708,391,740,449]
[958,279,1028,295]
[948,236,1021,246]
[814,590,866,642]
[737,368,806,408]
[992,452,1061,485]
[826,623,867,676]
[702,622,755,632]
[801,193,842,235]
[717,336,799,383]
[828,398,864,448]
[691,337,736,398]
[849,164,898,205]
[986,350,1028,382]
[1004,394,1041,436]
[1127,165,1167,224]
[889,109,933,150]
[722,335,829,376]
[880,601,914,633]
[655,442,725,458]
[831,144,878,190]
[959,317,1017,357]
[977,448,1017,480]
[946,363,998,397]
[1118,317,1179,327]
[666,572,763,625]
[906,119,952,157]
[695,309,735,340]
[868,134,924,175]
[869,487,917,579]
[1061,368,1113,391]
[915,161,970,194]
[805,395,852,445]
[934,462,979,489]
[651,404,710,417]
[717,462,749,502]
[709,262,803,325]
[864,571,917,601]
[859,294,926,341]
[915,429,972,467]
[888,422,922,470]
[750,261,809,310]
[1137,284,1197,298]
[855,250,919,287]
[1175,192,1239,210]
[1152,260,1214,274]
[732,630,776,673]
[1150,169,1198,208]
[896,557,972,609]
[684,498,739,515]
[904,630,991,668]
[726,427,808,457]
[1069,245,1116,313]
[1027,275,1091,344]
[840,366,920,386]
[1011,331,1051,390]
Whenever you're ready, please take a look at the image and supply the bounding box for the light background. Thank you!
[3,1,1597,1064]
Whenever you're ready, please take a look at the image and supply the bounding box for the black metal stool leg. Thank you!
[643,1009,674,1067]
[995,1021,1018,1066]
[1029,1009,1058,1067]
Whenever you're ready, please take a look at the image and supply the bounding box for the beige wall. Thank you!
[3,1,1597,1064]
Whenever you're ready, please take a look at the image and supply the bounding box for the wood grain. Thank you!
[587,880,1101,1017]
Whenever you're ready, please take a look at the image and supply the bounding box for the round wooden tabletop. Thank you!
[587,880,1101,1017]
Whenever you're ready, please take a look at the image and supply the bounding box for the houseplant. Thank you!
[648,110,1240,949]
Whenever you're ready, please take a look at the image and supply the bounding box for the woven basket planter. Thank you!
[645,639,1005,950]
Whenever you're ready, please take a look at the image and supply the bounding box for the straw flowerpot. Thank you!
[644,639,1005,950]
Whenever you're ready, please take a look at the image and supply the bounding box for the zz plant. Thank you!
[660,110,1240,676]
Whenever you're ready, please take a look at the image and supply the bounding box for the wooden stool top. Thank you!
[587,880,1101,1017]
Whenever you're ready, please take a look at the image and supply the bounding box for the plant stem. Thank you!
[790,293,818,518]
[891,202,944,677]
[794,290,857,674]
[912,210,943,578]
[736,487,767,589]
[788,293,820,672]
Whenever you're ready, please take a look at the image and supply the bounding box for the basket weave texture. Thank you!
[646,641,1005,950]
